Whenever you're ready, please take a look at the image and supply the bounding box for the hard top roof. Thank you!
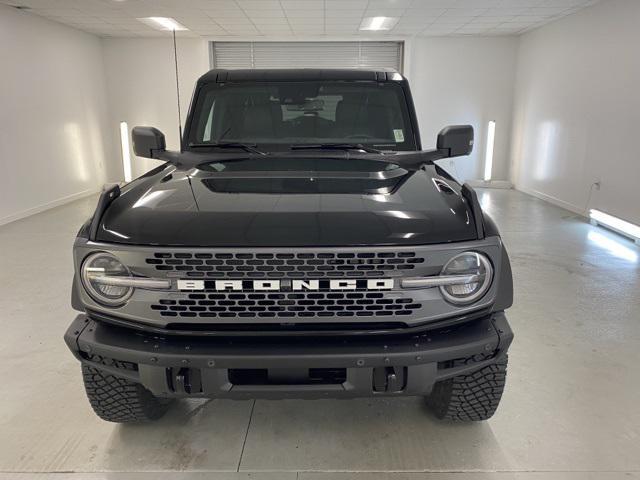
[197,68,405,84]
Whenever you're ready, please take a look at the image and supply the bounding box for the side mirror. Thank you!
[437,125,474,158]
[132,126,166,159]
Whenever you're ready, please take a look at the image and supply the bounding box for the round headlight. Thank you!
[440,252,493,305]
[81,252,133,306]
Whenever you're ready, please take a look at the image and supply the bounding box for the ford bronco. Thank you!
[65,68,513,423]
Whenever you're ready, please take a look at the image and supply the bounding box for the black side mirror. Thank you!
[132,126,166,159]
[437,125,474,158]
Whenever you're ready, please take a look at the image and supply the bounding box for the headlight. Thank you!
[81,252,133,306]
[439,252,493,305]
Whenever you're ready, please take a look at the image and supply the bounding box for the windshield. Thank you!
[187,81,417,152]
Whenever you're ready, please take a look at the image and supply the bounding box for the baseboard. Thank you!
[467,180,513,189]
[515,185,586,217]
[0,188,100,227]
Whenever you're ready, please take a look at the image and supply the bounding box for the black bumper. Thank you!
[65,313,513,399]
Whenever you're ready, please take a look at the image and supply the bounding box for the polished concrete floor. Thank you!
[0,189,639,480]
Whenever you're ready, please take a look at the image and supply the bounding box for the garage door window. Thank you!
[211,41,403,72]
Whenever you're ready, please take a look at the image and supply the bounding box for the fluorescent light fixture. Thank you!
[589,209,640,244]
[120,122,132,183]
[484,120,495,181]
[137,17,187,31]
[359,17,399,31]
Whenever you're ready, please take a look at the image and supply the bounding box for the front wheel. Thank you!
[426,356,508,421]
[82,365,173,423]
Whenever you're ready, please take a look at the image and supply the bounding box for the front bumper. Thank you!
[65,313,513,399]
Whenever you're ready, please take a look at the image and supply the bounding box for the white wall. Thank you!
[0,5,114,225]
[406,37,518,183]
[511,0,640,224]
[102,38,210,178]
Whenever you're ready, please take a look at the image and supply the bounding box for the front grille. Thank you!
[145,251,425,278]
[152,291,422,319]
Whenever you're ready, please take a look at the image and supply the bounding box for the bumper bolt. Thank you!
[182,359,189,365]
[415,356,422,361]
[150,357,157,363]
[356,359,365,366]
[207,360,215,367]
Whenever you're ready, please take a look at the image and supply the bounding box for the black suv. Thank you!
[65,69,513,423]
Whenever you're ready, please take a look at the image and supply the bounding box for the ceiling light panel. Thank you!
[359,16,400,31]
[137,17,188,31]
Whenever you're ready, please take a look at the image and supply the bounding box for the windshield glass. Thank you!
[187,81,416,152]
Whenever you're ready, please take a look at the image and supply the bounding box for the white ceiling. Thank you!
[2,0,599,38]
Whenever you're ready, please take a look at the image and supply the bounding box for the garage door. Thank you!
[211,41,403,72]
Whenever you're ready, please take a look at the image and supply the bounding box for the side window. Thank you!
[202,100,215,142]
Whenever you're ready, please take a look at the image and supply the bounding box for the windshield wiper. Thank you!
[290,143,384,154]
[189,142,267,155]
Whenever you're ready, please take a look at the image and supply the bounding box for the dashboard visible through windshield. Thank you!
[187,81,417,152]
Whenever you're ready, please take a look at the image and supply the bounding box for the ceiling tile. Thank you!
[288,17,323,24]
[281,0,324,9]
[440,8,488,17]
[485,7,532,15]
[242,9,285,18]
[397,17,437,26]
[469,15,516,23]
[256,25,292,34]
[368,0,413,7]
[224,25,259,33]
[325,10,365,18]
[209,16,252,24]
[325,0,368,10]
[236,0,282,9]
[364,8,407,16]
[204,7,245,15]
[251,15,290,23]
[284,9,324,18]
[455,0,501,6]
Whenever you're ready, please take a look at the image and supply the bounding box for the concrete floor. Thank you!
[0,188,639,480]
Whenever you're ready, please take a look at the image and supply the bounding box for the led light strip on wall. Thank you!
[590,209,640,245]
[484,120,496,182]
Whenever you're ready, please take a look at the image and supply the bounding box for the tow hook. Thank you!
[373,366,407,393]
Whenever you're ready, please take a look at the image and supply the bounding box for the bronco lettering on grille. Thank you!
[177,279,394,291]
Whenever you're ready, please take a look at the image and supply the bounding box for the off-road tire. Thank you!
[426,356,508,421]
[82,365,172,423]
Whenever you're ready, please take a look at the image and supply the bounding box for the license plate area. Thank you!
[228,367,347,385]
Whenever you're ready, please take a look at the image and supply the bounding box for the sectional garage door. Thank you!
[211,41,403,72]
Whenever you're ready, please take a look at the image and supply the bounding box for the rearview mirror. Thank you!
[437,125,474,158]
[132,126,166,159]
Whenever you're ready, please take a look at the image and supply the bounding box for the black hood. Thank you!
[96,158,478,247]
